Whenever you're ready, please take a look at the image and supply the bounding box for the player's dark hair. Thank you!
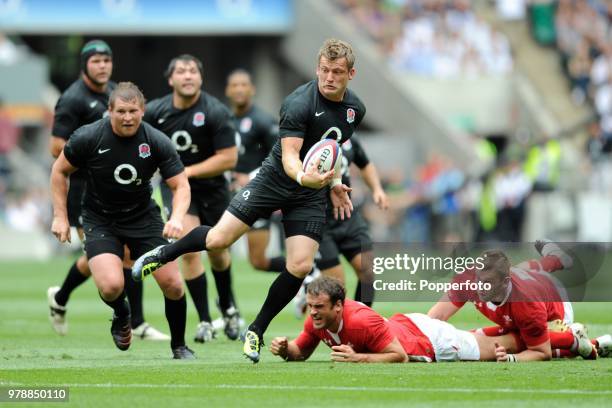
[479,249,511,278]
[307,276,346,306]
[318,38,355,69]
[226,68,252,84]
[165,54,204,79]
[109,82,145,109]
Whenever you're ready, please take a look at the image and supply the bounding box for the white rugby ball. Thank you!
[302,139,342,174]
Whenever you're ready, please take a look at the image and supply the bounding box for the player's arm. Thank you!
[163,171,190,239]
[427,294,461,321]
[360,163,389,210]
[281,136,334,189]
[50,136,67,158]
[270,336,316,361]
[184,146,238,179]
[50,151,77,243]
[495,339,552,362]
[331,337,408,363]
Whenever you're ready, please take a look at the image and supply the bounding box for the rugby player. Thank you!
[47,40,167,341]
[427,245,611,360]
[50,82,193,359]
[269,276,520,363]
[225,69,285,274]
[133,39,362,363]
[144,55,240,342]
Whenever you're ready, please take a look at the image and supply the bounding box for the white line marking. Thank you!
[1,382,610,395]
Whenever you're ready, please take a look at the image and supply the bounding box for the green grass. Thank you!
[1,257,611,407]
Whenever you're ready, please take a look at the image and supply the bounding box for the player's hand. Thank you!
[372,188,389,210]
[301,158,335,189]
[163,218,183,240]
[330,184,353,220]
[331,344,360,362]
[495,342,509,362]
[270,336,289,359]
[51,216,71,243]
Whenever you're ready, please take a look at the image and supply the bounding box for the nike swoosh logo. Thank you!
[315,111,324,117]
[90,101,98,108]
[98,148,110,154]
[158,118,166,124]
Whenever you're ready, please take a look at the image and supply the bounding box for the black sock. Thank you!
[159,226,210,263]
[100,291,130,318]
[165,295,187,349]
[249,269,304,336]
[55,261,89,306]
[266,256,286,273]
[212,266,234,312]
[123,268,145,328]
[355,280,374,307]
[185,274,211,322]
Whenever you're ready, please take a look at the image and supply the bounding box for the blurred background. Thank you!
[0,0,610,260]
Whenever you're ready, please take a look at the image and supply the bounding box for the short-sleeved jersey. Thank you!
[294,299,435,360]
[52,79,116,179]
[325,136,370,218]
[232,105,278,174]
[261,80,366,198]
[63,118,183,220]
[448,266,567,347]
[144,92,236,192]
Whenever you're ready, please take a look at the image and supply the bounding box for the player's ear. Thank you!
[168,77,173,88]
[348,68,356,80]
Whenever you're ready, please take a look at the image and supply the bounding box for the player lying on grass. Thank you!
[269,276,524,363]
[427,243,611,360]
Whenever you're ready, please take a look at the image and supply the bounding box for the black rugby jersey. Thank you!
[144,92,236,191]
[232,105,277,174]
[262,80,365,194]
[63,118,183,219]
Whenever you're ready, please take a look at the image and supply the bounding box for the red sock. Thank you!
[553,349,577,358]
[549,331,575,349]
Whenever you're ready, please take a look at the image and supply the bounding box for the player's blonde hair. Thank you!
[109,82,146,109]
[317,39,355,70]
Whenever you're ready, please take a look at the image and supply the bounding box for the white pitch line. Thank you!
[1,382,611,396]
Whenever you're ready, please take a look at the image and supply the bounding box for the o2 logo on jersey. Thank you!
[320,127,342,142]
[114,164,142,185]
[346,108,355,124]
[241,189,251,201]
[193,112,205,127]
[138,143,151,159]
[171,130,199,153]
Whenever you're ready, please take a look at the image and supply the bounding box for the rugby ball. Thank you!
[302,139,342,174]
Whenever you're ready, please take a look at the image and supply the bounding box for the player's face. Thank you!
[169,60,202,98]
[316,56,355,102]
[109,98,144,137]
[306,293,343,330]
[86,54,113,85]
[476,269,509,302]
[225,73,254,107]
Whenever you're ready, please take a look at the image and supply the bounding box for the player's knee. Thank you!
[206,229,231,251]
[181,252,202,272]
[76,256,91,275]
[249,252,268,271]
[98,282,123,300]
[286,259,314,278]
[158,277,184,300]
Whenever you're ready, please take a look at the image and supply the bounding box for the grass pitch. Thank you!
[1,257,611,407]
